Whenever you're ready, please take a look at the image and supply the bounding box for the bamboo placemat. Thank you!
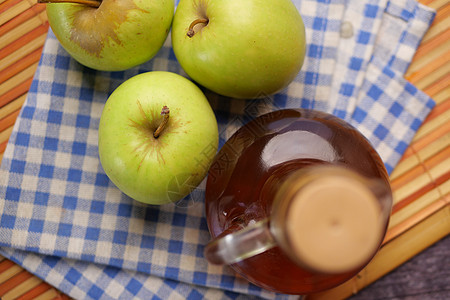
[0,0,448,299]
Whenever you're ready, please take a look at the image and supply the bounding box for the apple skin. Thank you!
[171,0,306,99]
[46,0,174,71]
[98,71,219,205]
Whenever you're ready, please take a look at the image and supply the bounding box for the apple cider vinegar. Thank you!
[205,109,392,294]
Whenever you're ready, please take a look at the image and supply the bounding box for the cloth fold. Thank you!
[0,0,435,298]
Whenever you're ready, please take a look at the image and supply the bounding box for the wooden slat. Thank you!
[0,23,48,63]
[0,256,68,300]
[0,259,15,275]
[0,11,47,50]
[391,144,450,190]
[0,263,22,285]
[391,163,448,211]
[0,93,26,119]
[408,119,449,159]
[421,2,450,43]
[0,125,14,146]
[405,48,450,87]
[2,275,43,299]
[389,181,449,231]
[32,288,63,300]
[422,17,449,45]
[410,33,450,70]
[423,97,450,121]
[0,2,46,37]
[391,132,449,181]
[0,61,39,98]
[412,109,450,142]
[409,58,449,91]
[0,77,33,107]
[0,46,44,83]
[407,39,450,75]
[0,271,33,296]
[403,122,449,158]
[391,169,449,218]
[420,0,448,10]
[0,0,28,21]
[392,159,449,212]
[384,196,449,243]
[16,283,52,300]
[0,109,20,133]
[423,72,450,96]
[431,85,449,104]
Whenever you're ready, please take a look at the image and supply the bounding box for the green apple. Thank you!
[171,0,306,99]
[42,0,174,71]
[98,71,219,205]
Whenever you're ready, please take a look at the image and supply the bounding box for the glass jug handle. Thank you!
[204,218,276,265]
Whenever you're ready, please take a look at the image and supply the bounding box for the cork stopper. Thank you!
[285,176,383,274]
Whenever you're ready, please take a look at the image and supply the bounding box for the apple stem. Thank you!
[153,106,170,139]
[37,0,101,8]
[187,18,209,38]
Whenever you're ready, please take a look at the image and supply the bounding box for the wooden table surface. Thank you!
[0,0,449,299]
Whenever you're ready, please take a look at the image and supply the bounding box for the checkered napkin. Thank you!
[0,0,435,298]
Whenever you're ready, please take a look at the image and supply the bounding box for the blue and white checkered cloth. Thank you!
[0,0,436,298]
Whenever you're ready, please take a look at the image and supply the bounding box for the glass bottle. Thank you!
[204,109,392,294]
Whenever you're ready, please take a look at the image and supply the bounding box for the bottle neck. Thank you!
[270,166,391,274]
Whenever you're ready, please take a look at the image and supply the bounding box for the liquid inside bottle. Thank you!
[205,109,392,294]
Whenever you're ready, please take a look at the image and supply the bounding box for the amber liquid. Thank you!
[205,109,391,294]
